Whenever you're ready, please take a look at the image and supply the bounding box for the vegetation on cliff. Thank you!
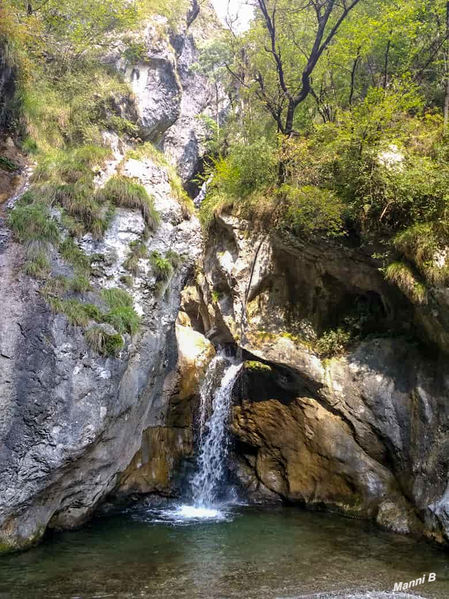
[0,0,192,355]
[200,0,449,307]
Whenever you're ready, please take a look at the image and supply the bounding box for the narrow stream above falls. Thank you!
[1,505,449,598]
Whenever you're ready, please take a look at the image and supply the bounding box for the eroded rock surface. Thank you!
[0,1,219,551]
[189,212,449,544]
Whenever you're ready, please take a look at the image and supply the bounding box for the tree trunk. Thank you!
[284,102,296,138]
[444,2,449,128]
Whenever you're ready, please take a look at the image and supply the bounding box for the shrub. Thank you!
[97,176,159,230]
[210,139,278,199]
[123,40,148,64]
[281,185,344,239]
[315,328,352,358]
[86,326,124,357]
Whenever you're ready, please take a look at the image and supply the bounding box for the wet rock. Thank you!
[198,214,449,543]
[116,324,214,496]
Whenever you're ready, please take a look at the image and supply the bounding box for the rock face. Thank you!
[117,324,215,496]
[0,152,202,551]
[120,8,227,184]
[189,212,449,544]
[0,2,219,552]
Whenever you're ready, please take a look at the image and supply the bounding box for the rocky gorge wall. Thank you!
[2,0,449,555]
[179,211,449,545]
[0,3,222,551]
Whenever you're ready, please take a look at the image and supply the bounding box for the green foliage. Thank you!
[101,287,134,310]
[315,328,352,358]
[23,246,51,278]
[107,115,140,137]
[104,305,140,335]
[33,145,110,183]
[101,287,140,334]
[245,360,272,373]
[59,237,91,274]
[97,176,160,230]
[385,262,428,304]
[85,326,124,357]
[8,202,59,245]
[280,185,344,239]
[126,143,194,213]
[48,298,98,327]
[0,156,19,171]
[124,239,148,275]
[209,139,278,199]
[150,251,174,282]
[70,274,91,293]
[123,39,148,64]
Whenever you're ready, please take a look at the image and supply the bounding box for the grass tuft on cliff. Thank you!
[85,326,124,357]
[126,143,194,214]
[97,176,160,231]
[124,239,148,275]
[8,202,59,245]
[385,262,428,305]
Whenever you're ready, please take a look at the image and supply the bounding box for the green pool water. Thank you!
[0,504,448,599]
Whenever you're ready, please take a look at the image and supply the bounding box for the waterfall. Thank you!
[190,355,242,507]
[160,352,242,522]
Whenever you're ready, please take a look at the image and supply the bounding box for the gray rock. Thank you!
[196,213,449,544]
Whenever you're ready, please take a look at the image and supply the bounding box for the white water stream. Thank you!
[168,353,242,522]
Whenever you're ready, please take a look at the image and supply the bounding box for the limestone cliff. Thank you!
[185,212,449,544]
[0,3,219,551]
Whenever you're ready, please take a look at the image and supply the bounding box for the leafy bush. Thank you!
[315,328,352,358]
[280,185,344,239]
[209,138,278,199]
[123,40,148,64]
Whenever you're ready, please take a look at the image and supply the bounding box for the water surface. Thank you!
[0,505,448,598]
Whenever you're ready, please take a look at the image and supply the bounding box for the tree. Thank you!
[245,0,363,136]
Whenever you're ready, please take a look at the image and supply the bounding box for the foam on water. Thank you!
[172,504,226,521]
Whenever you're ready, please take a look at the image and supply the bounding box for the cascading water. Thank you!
[191,357,242,507]
[168,352,242,522]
